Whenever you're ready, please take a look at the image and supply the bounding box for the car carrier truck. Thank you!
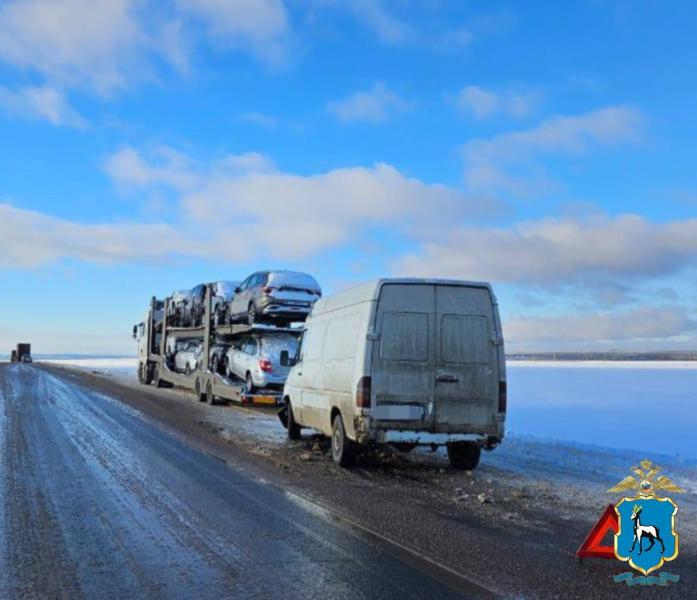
[133,285,300,405]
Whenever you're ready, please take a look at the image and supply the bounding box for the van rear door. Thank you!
[371,283,435,428]
[434,285,500,433]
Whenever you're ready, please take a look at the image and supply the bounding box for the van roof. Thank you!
[311,278,495,315]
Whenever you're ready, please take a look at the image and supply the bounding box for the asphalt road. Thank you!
[0,364,481,600]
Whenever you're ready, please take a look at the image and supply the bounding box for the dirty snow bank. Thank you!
[40,358,137,383]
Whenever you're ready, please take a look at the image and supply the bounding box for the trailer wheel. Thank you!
[245,373,256,395]
[206,381,215,405]
[287,400,301,441]
[447,442,481,471]
[195,379,206,402]
[153,365,164,388]
[331,414,356,468]
[247,303,256,325]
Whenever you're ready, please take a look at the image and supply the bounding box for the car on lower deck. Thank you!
[225,331,300,393]
[227,271,321,326]
[173,340,203,375]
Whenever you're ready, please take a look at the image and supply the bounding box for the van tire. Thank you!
[331,414,356,468]
[287,400,301,441]
[447,442,481,471]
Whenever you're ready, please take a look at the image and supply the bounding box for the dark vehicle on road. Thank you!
[227,271,321,326]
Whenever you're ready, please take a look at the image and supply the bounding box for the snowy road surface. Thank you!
[0,364,480,600]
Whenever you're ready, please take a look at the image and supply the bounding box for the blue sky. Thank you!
[1,0,697,355]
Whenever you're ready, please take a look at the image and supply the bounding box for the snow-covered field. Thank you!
[507,363,697,460]
[39,358,137,384]
[42,358,697,461]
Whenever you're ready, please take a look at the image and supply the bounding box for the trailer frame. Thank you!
[138,284,297,406]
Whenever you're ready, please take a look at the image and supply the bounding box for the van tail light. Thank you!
[263,287,275,295]
[498,381,507,413]
[259,359,273,372]
[356,376,371,408]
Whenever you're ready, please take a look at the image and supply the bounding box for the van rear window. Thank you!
[441,315,490,364]
[379,312,429,362]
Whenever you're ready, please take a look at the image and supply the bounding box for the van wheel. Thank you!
[287,400,301,441]
[447,442,481,470]
[331,414,356,468]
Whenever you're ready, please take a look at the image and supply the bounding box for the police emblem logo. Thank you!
[608,459,684,585]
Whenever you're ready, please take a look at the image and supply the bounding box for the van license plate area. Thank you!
[372,404,424,420]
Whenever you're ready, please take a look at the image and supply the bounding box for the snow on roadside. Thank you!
[39,358,137,384]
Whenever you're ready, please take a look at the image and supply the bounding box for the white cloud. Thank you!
[0,203,201,268]
[237,111,279,128]
[174,0,291,66]
[0,0,293,95]
[0,85,86,127]
[0,0,149,94]
[0,147,493,268]
[462,105,644,195]
[318,0,411,45]
[327,82,410,123]
[506,306,696,347]
[455,85,540,119]
[395,213,697,287]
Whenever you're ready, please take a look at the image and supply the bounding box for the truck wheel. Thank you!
[137,363,145,384]
[247,303,257,325]
[447,442,481,471]
[245,373,256,395]
[153,365,163,388]
[331,414,356,468]
[195,379,206,402]
[287,400,301,441]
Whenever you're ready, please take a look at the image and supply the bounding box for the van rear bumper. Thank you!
[376,430,492,446]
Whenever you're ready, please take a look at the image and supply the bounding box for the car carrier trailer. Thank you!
[134,285,297,405]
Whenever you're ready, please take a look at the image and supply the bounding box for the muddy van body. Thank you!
[282,278,506,469]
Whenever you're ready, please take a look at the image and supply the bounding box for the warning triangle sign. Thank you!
[576,503,618,560]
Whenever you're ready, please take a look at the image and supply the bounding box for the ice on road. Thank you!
[0,364,467,600]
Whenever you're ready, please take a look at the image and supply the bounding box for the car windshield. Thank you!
[213,281,240,300]
[267,271,320,293]
[260,334,299,359]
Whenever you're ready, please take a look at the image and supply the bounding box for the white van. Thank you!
[280,278,506,469]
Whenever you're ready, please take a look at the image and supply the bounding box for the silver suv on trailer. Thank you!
[228,271,321,326]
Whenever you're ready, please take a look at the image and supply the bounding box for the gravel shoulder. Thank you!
[40,363,696,599]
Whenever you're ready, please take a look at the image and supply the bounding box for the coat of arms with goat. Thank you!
[608,459,684,583]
